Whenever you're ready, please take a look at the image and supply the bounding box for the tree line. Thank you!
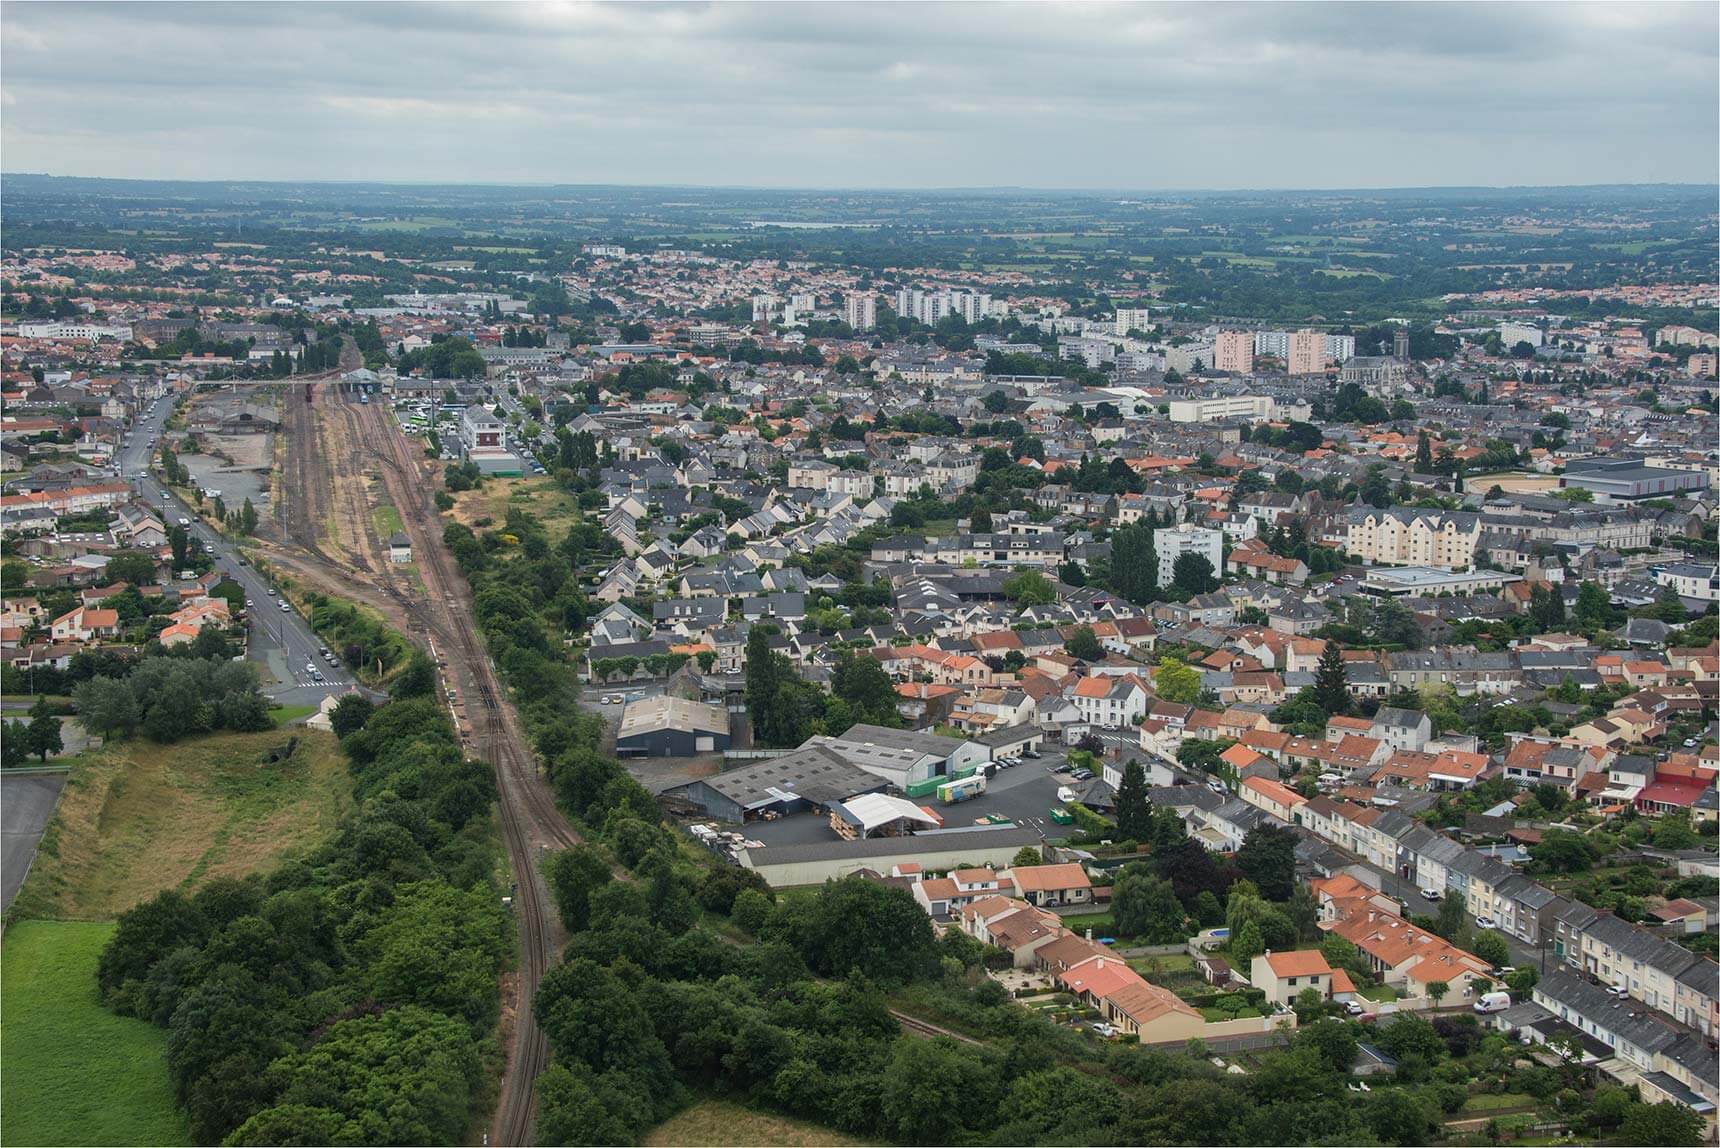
[95,692,506,1146]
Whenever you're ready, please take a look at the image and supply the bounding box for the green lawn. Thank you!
[1,920,188,1147]
[1358,983,1400,1002]
[1461,1092,1536,1113]
[270,703,319,726]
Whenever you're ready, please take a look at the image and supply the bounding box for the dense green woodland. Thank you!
[95,683,508,1146]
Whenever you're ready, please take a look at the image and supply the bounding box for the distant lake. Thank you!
[746,220,882,229]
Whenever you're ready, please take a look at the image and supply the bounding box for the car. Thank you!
[1608,984,1631,999]
[1684,738,1698,748]
[1475,916,1497,929]
[1344,1000,1366,1016]
[1025,749,1042,759]
[279,602,290,612]
[1071,768,1094,781]
[1051,763,1073,774]
[268,588,277,596]
[311,671,324,682]
[306,662,317,674]
[1420,888,1443,901]
[1090,1022,1117,1038]
[245,599,255,608]
[1492,966,1517,978]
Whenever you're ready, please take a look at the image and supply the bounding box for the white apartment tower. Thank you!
[844,292,877,332]
[1114,307,1152,335]
[1154,523,1227,587]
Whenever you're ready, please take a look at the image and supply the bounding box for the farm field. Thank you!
[8,728,351,921]
[644,1099,871,1147]
[0,920,188,1147]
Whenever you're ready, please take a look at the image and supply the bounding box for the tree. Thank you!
[1296,1017,1357,1071]
[1366,1089,1435,1146]
[1235,824,1297,902]
[1108,523,1157,605]
[1064,626,1103,662]
[1619,1101,1706,1147]
[544,845,613,932]
[1153,657,1200,704]
[1171,552,1218,595]
[1115,760,1150,842]
[1010,846,1042,868]
[1414,431,1433,473]
[1425,980,1449,1008]
[239,498,259,536]
[27,698,62,762]
[1111,865,1188,943]
[829,652,900,729]
[328,694,374,737]
[1003,570,1054,606]
[105,551,159,586]
[1532,828,1597,874]
[1230,918,1264,964]
[798,877,934,983]
[392,650,437,698]
[73,676,141,739]
[1434,894,1468,945]
[1471,930,1510,969]
[1312,640,1350,715]
[1575,580,1611,630]
[1,719,29,767]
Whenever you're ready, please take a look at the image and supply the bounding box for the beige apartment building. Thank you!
[1214,329,1254,374]
[1287,328,1326,375]
[1344,508,1482,570]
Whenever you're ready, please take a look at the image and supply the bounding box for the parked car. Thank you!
[1420,888,1443,901]
[1071,768,1094,781]
[1090,1022,1117,1038]
[1475,916,1497,929]
[1344,1000,1366,1016]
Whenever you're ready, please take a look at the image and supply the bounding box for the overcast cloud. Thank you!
[3,1,1715,189]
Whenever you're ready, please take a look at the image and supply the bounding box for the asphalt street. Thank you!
[1,772,66,910]
[1364,861,1553,976]
[117,394,359,710]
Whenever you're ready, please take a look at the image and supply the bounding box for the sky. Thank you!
[3,1,1717,190]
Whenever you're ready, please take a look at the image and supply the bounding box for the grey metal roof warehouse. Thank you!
[677,745,882,810]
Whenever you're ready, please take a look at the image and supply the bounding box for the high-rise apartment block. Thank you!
[1114,307,1152,335]
[844,292,877,331]
[894,288,991,326]
[1288,328,1327,375]
[1215,330,1254,373]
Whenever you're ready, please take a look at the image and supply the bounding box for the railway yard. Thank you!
[274,381,578,1146]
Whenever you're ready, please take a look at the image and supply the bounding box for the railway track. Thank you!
[889,1009,982,1045]
[339,393,579,1146]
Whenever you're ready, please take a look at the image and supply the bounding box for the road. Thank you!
[118,392,359,709]
[1,772,67,910]
[1364,862,1553,976]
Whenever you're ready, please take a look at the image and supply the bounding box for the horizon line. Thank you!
[4,172,1718,196]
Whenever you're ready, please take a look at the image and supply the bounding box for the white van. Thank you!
[1473,991,1511,1014]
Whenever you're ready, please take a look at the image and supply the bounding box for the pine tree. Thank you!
[1415,431,1433,473]
[1116,760,1150,842]
[1313,639,1351,715]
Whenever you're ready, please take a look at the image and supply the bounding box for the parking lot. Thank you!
[742,748,1082,848]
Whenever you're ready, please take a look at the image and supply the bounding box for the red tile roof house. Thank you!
[49,605,120,643]
[1250,950,1335,1005]
[1006,862,1093,909]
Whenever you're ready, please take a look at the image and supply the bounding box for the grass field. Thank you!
[450,475,584,541]
[0,920,189,1147]
[8,728,352,920]
[371,503,405,540]
[644,1099,870,1147]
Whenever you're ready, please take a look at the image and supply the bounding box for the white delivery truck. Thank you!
[1473,991,1511,1014]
